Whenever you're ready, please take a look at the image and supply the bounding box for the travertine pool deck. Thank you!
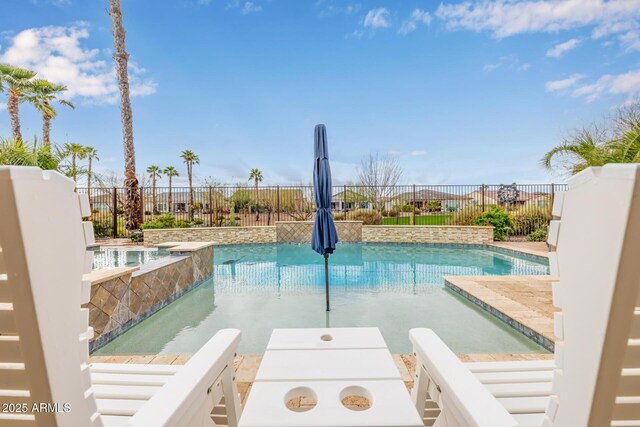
[444,274,558,351]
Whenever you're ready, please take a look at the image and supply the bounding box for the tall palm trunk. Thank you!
[168,176,173,213]
[109,0,141,231]
[42,113,51,148]
[188,164,194,221]
[255,179,260,221]
[152,175,157,215]
[87,156,93,209]
[71,153,77,182]
[8,90,22,141]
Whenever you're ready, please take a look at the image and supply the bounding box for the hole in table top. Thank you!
[340,386,373,411]
[284,386,317,412]
[320,334,333,342]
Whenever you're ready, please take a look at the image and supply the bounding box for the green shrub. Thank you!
[193,218,204,225]
[527,227,548,242]
[130,230,143,243]
[423,200,442,212]
[92,219,113,238]
[176,220,191,228]
[471,206,514,241]
[387,210,399,217]
[141,213,176,229]
[450,206,481,226]
[512,206,552,236]
[400,204,415,213]
[333,213,346,221]
[348,209,383,225]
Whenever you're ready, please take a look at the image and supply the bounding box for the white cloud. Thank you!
[545,73,586,91]
[435,0,640,40]
[0,24,156,105]
[410,150,428,156]
[0,102,6,111]
[241,1,262,14]
[620,31,640,51]
[363,8,390,29]
[546,38,581,58]
[225,0,262,14]
[398,9,432,35]
[483,56,530,73]
[548,70,640,102]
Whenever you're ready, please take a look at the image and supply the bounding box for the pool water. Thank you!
[92,247,170,269]
[95,243,550,355]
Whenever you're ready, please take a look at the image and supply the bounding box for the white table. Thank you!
[238,327,424,427]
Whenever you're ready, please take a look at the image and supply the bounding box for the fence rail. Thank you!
[78,183,566,239]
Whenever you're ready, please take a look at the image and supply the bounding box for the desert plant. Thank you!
[472,206,514,241]
[527,227,548,242]
[0,137,63,170]
[423,200,442,212]
[512,205,552,236]
[248,168,263,221]
[141,213,176,229]
[347,209,383,225]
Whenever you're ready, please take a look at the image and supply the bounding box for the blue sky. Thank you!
[1,0,639,186]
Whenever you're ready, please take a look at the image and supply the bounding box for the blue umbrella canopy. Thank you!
[311,124,339,256]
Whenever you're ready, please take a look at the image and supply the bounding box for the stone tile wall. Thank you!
[275,221,362,243]
[86,244,214,351]
[361,225,494,244]
[143,226,276,247]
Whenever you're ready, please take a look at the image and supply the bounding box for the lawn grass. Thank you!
[382,214,453,226]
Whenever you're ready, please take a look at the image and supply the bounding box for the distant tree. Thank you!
[497,183,519,208]
[164,166,179,214]
[248,168,263,221]
[21,79,74,147]
[357,152,403,211]
[63,143,87,182]
[181,150,199,220]
[147,165,162,214]
[84,146,99,197]
[0,64,37,141]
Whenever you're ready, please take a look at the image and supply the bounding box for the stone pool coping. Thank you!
[444,275,558,352]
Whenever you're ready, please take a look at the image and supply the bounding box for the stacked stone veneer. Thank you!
[361,225,493,244]
[276,221,362,243]
[143,226,276,247]
[143,222,493,246]
[85,244,214,351]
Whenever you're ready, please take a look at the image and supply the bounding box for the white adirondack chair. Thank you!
[0,167,242,427]
[410,164,640,427]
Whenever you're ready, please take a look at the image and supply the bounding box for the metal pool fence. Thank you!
[78,183,567,238]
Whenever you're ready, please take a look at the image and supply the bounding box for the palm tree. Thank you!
[0,64,37,141]
[147,165,162,215]
[84,146,99,197]
[248,168,263,221]
[163,166,179,214]
[21,79,74,148]
[63,143,86,182]
[109,0,140,231]
[180,150,199,221]
[0,137,62,170]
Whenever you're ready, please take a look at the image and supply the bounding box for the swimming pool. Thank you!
[94,243,550,354]
[91,247,170,269]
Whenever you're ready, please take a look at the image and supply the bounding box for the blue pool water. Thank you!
[95,243,550,354]
[92,248,170,269]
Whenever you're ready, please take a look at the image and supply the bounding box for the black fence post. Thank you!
[139,187,144,225]
[343,185,347,220]
[277,185,281,222]
[112,187,118,238]
[412,184,416,225]
[209,187,214,227]
[481,185,486,212]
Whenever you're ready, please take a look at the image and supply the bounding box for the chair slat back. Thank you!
[546,164,640,427]
[0,167,101,427]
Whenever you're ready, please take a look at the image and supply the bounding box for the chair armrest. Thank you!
[128,329,241,427]
[409,328,517,427]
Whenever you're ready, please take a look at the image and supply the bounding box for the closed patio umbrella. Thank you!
[311,124,339,311]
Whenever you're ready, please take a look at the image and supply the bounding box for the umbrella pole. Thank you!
[324,253,330,311]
